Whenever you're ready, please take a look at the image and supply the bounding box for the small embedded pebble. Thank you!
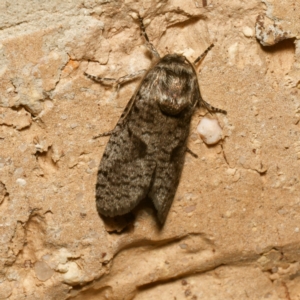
[33,261,54,282]
[184,205,196,213]
[179,243,187,249]
[70,123,78,129]
[129,12,139,19]
[197,117,223,145]
[243,26,253,37]
[16,178,27,186]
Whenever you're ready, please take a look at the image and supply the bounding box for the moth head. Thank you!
[159,53,189,65]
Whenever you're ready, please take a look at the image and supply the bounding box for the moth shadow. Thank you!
[100,213,136,234]
[98,197,163,234]
[259,38,295,54]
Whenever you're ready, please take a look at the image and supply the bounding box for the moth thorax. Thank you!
[157,76,191,115]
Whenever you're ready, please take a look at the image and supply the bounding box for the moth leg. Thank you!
[93,130,114,139]
[84,69,146,87]
[193,43,214,65]
[85,69,147,108]
[86,70,147,139]
[186,147,198,158]
[85,69,146,100]
[138,16,160,59]
[116,69,147,85]
[192,45,227,114]
[202,100,227,115]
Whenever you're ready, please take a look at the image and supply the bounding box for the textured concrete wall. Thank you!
[1,0,300,299]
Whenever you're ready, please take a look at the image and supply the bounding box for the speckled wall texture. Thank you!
[1,0,300,299]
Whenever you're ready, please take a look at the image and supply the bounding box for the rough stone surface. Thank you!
[1,0,300,299]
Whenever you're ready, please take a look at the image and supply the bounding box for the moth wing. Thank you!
[96,123,156,217]
[149,145,186,224]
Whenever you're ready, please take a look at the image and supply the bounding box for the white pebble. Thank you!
[197,117,223,145]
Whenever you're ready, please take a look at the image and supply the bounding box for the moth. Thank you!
[85,16,226,224]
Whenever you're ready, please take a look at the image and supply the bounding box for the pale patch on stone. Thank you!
[181,47,195,58]
[0,107,32,130]
[0,280,12,299]
[18,143,28,152]
[184,205,196,213]
[242,26,253,37]
[226,168,236,176]
[228,42,238,66]
[56,248,72,264]
[16,178,27,186]
[61,262,83,285]
[33,261,54,282]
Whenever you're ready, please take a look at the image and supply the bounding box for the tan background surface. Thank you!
[1,0,300,299]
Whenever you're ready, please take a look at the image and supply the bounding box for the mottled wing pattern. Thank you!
[95,95,157,217]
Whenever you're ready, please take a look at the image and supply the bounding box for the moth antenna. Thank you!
[138,15,160,59]
[193,43,214,66]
